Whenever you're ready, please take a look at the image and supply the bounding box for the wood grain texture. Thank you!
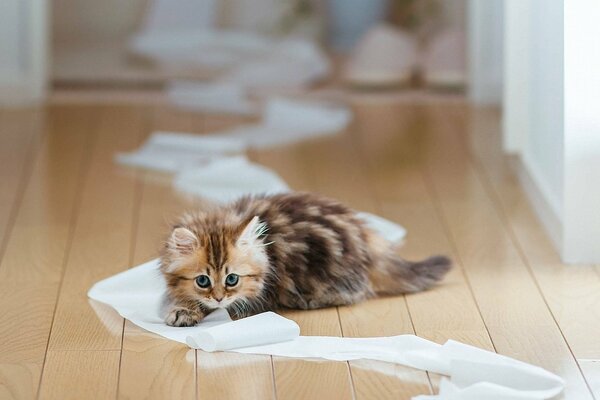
[47,106,146,352]
[0,105,96,399]
[350,104,494,349]
[294,128,433,399]
[193,114,277,400]
[255,143,355,400]
[460,106,600,397]
[38,350,120,400]
[0,109,43,254]
[419,104,593,399]
[118,106,197,400]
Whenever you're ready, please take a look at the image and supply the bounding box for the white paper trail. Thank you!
[130,28,329,88]
[116,98,351,173]
[173,156,290,203]
[88,259,564,400]
[115,131,244,173]
[138,0,217,35]
[220,38,330,90]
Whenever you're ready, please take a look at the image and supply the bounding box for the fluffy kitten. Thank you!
[160,192,451,326]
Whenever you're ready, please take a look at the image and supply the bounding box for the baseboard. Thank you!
[514,156,563,253]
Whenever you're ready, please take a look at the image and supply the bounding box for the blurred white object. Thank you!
[223,38,330,90]
[141,0,218,33]
[325,0,389,52]
[344,24,416,86]
[163,39,331,115]
[186,311,300,351]
[422,29,467,88]
[89,258,564,399]
[130,29,272,69]
[174,156,290,203]
[115,131,244,172]
[219,0,321,39]
[167,81,257,115]
[130,29,329,88]
[131,4,330,107]
[116,98,351,173]
[357,212,406,245]
[222,98,351,148]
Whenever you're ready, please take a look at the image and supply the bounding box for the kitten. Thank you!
[160,192,451,326]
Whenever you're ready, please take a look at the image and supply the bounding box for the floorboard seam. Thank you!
[35,107,99,400]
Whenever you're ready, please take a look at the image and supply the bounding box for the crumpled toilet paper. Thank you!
[116,131,244,173]
[88,258,564,400]
[173,156,290,203]
[116,98,351,173]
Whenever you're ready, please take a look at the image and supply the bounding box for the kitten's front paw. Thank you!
[165,307,204,327]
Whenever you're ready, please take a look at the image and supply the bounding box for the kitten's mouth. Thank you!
[207,298,234,308]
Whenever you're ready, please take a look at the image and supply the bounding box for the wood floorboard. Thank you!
[294,129,432,399]
[0,109,43,259]
[0,100,596,399]
[0,105,98,399]
[420,104,594,399]
[118,105,198,400]
[35,106,148,400]
[255,142,355,400]
[47,105,146,351]
[194,115,277,400]
[456,106,600,398]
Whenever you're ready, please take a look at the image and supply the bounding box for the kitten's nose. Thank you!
[214,295,223,302]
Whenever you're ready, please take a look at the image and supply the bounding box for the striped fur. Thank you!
[160,192,451,326]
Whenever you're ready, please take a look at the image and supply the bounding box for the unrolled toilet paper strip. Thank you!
[185,312,300,351]
[115,132,244,173]
[115,98,351,173]
[222,97,350,149]
[173,156,290,203]
[219,38,331,90]
[88,259,564,399]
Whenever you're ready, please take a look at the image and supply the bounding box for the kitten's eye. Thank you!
[195,275,211,288]
[225,273,239,287]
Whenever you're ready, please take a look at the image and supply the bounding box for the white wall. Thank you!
[53,0,145,44]
[0,0,48,105]
[522,0,564,221]
[468,0,504,105]
[563,0,600,262]
[0,1,23,86]
[504,0,600,262]
[502,0,530,153]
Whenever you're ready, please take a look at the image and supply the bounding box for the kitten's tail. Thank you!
[369,253,452,295]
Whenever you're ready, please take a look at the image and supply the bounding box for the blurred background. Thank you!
[48,0,478,95]
[0,0,598,262]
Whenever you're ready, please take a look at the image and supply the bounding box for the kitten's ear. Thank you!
[237,216,267,248]
[168,227,199,255]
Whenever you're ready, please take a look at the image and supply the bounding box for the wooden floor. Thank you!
[0,97,598,400]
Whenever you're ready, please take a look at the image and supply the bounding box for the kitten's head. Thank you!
[160,214,271,310]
